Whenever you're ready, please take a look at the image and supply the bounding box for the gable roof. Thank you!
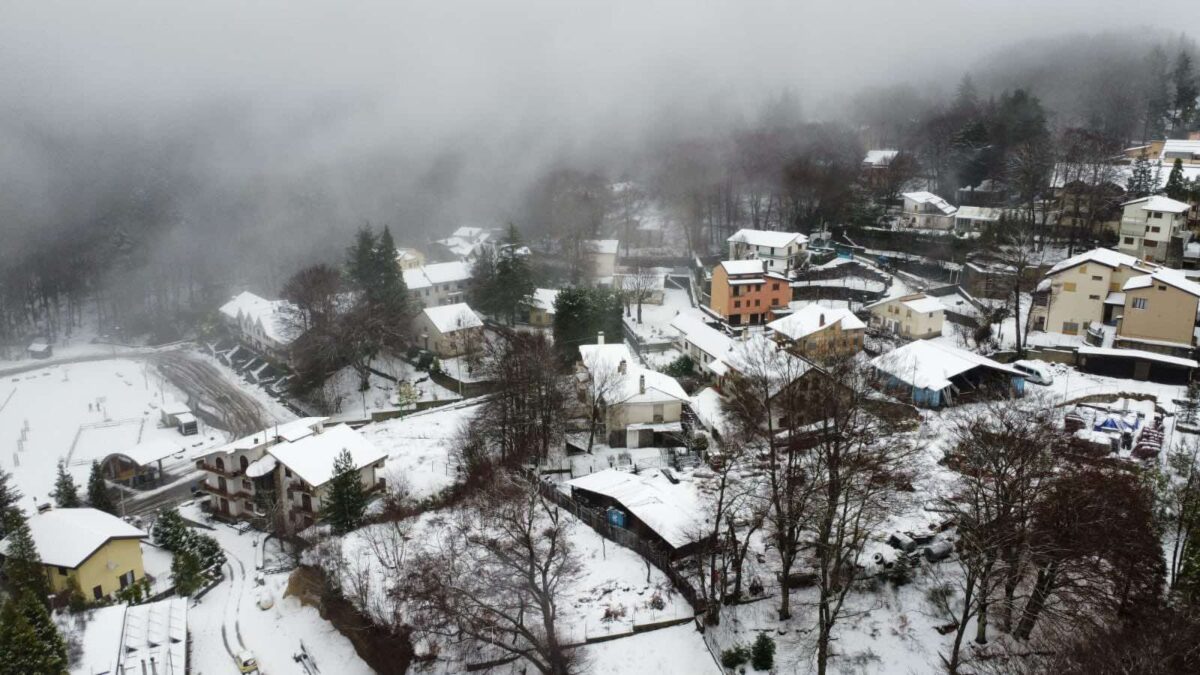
[1046,247,1154,276]
[864,293,945,314]
[218,291,296,345]
[204,417,328,458]
[719,259,768,276]
[579,342,687,405]
[530,288,560,312]
[1121,195,1192,213]
[870,340,1023,392]
[1123,269,1200,298]
[863,149,899,167]
[0,508,146,568]
[584,239,620,255]
[722,333,815,397]
[566,469,702,550]
[266,423,386,489]
[726,228,807,249]
[421,303,483,334]
[901,191,957,215]
[669,314,733,359]
[768,305,866,341]
[1161,139,1200,160]
[402,261,472,290]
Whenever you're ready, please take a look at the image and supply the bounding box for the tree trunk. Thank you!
[1014,562,1057,640]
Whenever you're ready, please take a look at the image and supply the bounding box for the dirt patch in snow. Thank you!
[286,565,414,675]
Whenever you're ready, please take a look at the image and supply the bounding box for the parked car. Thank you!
[1011,359,1053,385]
[237,651,260,673]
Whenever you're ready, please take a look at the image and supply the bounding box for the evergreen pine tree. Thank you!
[0,593,67,675]
[1166,158,1188,200]
[345,226,379,293]
[171,547,204,596]
[323,449,367,535]
[152,507,191,552]
[1127,152,1155,199]
[1172,50,1198,133]
[467,245,499,317]
[0,469,21,541]
[750,632,776,671]
[51,460,80,508]
[2,514,50,605]
[86,461,117,515]
[373,226,414,317]
[493,224,534,325]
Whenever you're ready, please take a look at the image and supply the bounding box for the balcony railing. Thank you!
[200,481,253,501]
[195,460,243,478]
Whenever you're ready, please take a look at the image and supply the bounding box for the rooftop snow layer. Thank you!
[205,417,327,457]
[720,259,768,276]
[566,469,701,550]
[585,239,620,255]
[1121,195,1192,213]
[421,303,483,333]
[902,191,957,215]
[870,340,1023,392]
[1077,345,1198,368]
[669,314,733,359]
[863,149,899,167]
[1123,269,1200,297]
[1046,247,1154,276]
[113,438,185,466]
[530,288,561,311]
[0,508,146,568]
[726,228,808,249]
[267,423,386,489]
[403,261,472,290]
[768,305,865,341]
[218,291,297,345]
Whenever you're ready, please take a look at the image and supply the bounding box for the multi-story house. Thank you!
[1029,248,1157,335]
[1114,269,1200,357]
[218,291,297,364]
[196,417,386,531]
[403,261,473,308]
[865,293,945,339]
[726,229,808,275]
[577,339,688,448]
[1115,196,1192,264]
[1161,139,1200,166]
[709,260,791,326]
[768,304,866,359]
[395,247,425,270]
[900,191,957,230]
[414,303,484,357]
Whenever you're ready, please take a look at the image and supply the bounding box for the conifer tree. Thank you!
[2,514,50,605]
[171,547,204,596]
[1172,50,1198,133]
[0,470,21,541]
[0,593,67,675]
[345,226,379,293]
[323,449,367,535]
[493,223,534,325]
[1166,158,1188,201]
[467,245,499,317]
[1127,152,1155,199]
[86,461,117,515]
[51,460,80,508]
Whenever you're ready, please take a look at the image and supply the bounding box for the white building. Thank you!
[1116,195,1192,263]
[584,239,620,280]
[403,261,473,308]
[578,340,689,448]
[725,228,809,274]
[196,418,386,530]
[901,191,957,230]
[70,597,188,675]
[433,226,493,261]
[862,149,899,171]
[669,314,734,378]
[414,303,485,357]
[1161,139,1200,165]
[218,291,297,362]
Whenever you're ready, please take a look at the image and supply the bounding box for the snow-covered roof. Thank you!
[722,333,815,397]
[421,303,483,334]
[864,294,945,314]
[1078,346,1198,369]
[669,314,733,360]
[870,341,1024,392]
[1121,195,1192,213]
[1123,269,1200,298]
[118,598,188,675]
[955,206,1006,221]
[902,191,957,215]
[585,239,620,255]
[206,417,327,457]
[403,261,472,290]
[690,387,730,436]
[27,340,49,352]
[111,438,185,467]
[1161,139,1200,160]
[530,288,560,312]
[0,508,146,568]
[719,259,768,276]
[1046,247,1153,276]
[726,228,808,249]
[579,341,687,405]
[245,454,277,479]
[267,424,386,489]
[863,149,899,167]
[768,305,865,341]
[218,291,296,345]
[579,342,635,367]
[566,469,702,550]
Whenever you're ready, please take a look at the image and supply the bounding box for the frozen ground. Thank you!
[582,623,718,674]
[0,359,215,511]
[625,287,696,343]
[356,400,484,500]
[179,502,373,675]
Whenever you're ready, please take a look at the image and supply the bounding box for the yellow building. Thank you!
[767,304,866,359]
[0,508,147,602]
[528,288,560,327]
[1115,270,1200,356]
[865,293,945,339]
[1029,248,1157,335]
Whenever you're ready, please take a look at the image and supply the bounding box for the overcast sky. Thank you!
[0,1,1195,267]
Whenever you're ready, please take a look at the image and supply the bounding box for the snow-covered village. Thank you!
[3,3,1200,675]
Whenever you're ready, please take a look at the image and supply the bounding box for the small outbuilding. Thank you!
[160,400,199,436]
[870,340,1025,407]
[27,340,52,359]
[566,468,707,558]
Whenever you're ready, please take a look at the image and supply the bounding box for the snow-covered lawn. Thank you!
[180,502,373,675]
[0,359,215,511]
[357,400,483,500]
[625,287,695,343]
[582,623,718,674]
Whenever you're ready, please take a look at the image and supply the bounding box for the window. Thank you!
[239,456,249,472]
[93,585,104,601]
[754,299,761,307]
[1062,321,1080,335]
[119,570,134,589]
[1133,298,1148,310]
[1124,237,1135,244]
[772,283,780,290]
[1146,240,1158,248]
[1091,275,1103,281]
[1153,211,1163,219]
[1089,294,1100,300]
[734,300,741,308]
[57,566,68,576]
[1150,226,1161,233]
[1158,285,1167,291]
[1063,282,1077,292]
[771,298,780,306]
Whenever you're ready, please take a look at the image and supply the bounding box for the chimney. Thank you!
[598,331,605,345]
[639,374,645,394]
[819,313,826,327]
[618,359,627,374]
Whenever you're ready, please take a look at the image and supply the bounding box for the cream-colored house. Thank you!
[403,261,473,308]
[578,341,688,448]
[1115,196,1192,263]
[395,247,425,270]
[197,417,385,530]
[901,192,957,230]
[1114,270,1200,356]
[768,304,866,359]
[528,288,560,327]
[584,240,620,280]
[415,303,484,357]
[0,508,146,602]
[865,293,945,339]
[726,229,809,275]
[1029,248,1157,335]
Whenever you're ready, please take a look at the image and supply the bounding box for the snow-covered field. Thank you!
[0,359,216,510]
[357,400,483,500]
[180,502,373,675]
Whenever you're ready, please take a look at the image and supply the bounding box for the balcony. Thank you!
[200,480,253,501]
[195,459,243,478]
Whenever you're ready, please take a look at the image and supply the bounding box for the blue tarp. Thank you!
[1094,414,1138,433]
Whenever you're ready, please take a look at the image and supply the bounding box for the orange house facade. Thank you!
[709,260,792,326]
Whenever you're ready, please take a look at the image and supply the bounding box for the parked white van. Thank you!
[1011,359,1053,386]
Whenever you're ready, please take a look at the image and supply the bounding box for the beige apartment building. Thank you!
[1115,196,1192,264]
[865,293,945,339]
[1030,248,1156,335]
[1114,270,1200,356]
